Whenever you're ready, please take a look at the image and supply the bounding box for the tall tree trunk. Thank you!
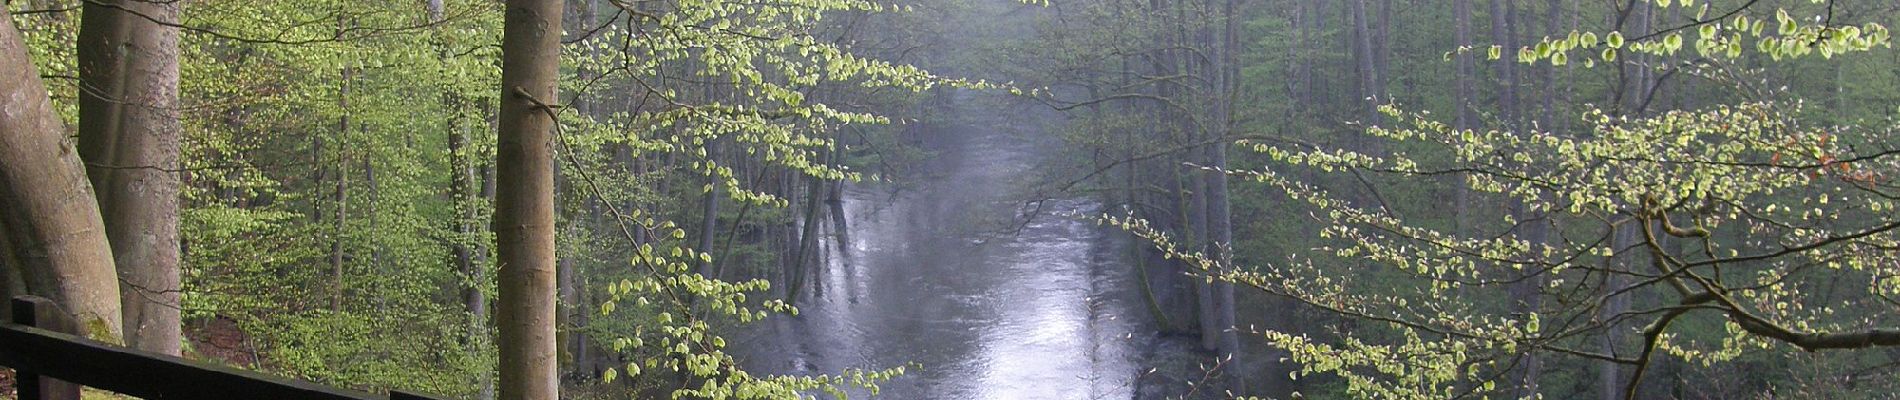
[331,65,352,312]
[1491,0,1519,132]
[476,163,498,400]
[825,136,849,262]
[430,0,495,397]
[496,0,563,398]
[1146,0,1207,344]
[1510,1,1564,397]
[1163,0,1218,354]
[0,6,125,343]
[1349,0,1382,122]
[76,0,182,355]
[1373,0,1392,96]
[1601,3,1650,398]
[787,170,825,303]
[1286,0,1309,126]
[1207,0,1246,394]
[1310,0,1330,109]
[366,159,385,310]
[698,140,721,277]
[330,12,356,312]
[1452,0,1476,237]
[566,0,603,382]
[449,109,495,397]
[556,256,576,378]
[1114,23,1175,332]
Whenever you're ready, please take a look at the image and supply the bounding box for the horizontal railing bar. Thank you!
[0,321,446,400]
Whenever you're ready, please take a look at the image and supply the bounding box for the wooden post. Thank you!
[11,296,81,400]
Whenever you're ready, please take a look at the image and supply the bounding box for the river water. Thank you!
[736,108,1156,399]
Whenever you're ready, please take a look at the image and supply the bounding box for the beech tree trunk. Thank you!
[331,66,352,312]
[699,140,721,277]
[496,0,563,398]
[1451,0,1475,236]
[75,0,183,355]
[1602,3,1650,398]
[1491,0,1520,131]
[429,0,495,397]
[1349,0,1382,121]
[1207,0,1246,394]
[0,7,125,343]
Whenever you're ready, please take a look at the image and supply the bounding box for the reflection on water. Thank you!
[736,122,1152,399]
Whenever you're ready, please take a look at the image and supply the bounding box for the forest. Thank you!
[0,0,1896,399]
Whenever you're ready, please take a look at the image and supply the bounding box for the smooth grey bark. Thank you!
[1203,147,1245,396]
[1453,0,1476,130]
[1159,0,1218,354]
[496,0,564,398]
[699,140,721,277]
[1348,0,1384,128]
[1601,2,1650,398]
[1508,1,1566,397]
[1374,0,1392,95]
[1207,0,1247,394]
[0,6,125,343]
[331,63,352,312]
[1286,0,1309,124]
[1186,165,1215,351]
[1143,0,1212,347]
[330,14,355,312]
[76,0,183,355]
[1109,12,1175,332]
[1491,0,1520,131]
[1600,223,1639,400]
[1452,0,1475,237]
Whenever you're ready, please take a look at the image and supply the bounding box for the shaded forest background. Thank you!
[1,0,1898,399]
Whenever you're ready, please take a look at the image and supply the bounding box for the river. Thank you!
[735,98,1158,399]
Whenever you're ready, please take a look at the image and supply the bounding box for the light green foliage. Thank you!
[559,0,992,397]
[173,0,503,395]
[17,0,961,396]
[1041,0,1900,397]
[16,0,500,395]
[1118,4,1900,397]
[1512,5,1890,66]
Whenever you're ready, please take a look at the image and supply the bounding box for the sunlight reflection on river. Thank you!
[735,121,1150,399]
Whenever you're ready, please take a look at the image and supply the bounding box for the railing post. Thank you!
[11,296,82,400]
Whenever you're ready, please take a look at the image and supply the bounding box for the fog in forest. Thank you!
[2,0,1898,399]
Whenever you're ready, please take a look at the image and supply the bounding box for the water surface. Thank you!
[737,119,1152,399]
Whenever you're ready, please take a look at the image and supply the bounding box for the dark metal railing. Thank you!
[1,296,446,400]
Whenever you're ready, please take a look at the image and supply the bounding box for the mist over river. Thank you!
[732,91,1172,399]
